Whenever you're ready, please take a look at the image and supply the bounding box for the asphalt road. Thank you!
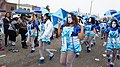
[0,35,120,67]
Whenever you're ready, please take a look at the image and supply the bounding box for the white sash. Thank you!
[62,37,67,51]
[70,36,80,45]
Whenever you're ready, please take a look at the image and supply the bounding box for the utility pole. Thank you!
[78,8,80,16]
[18,0,20,8]
[90,0,93,15]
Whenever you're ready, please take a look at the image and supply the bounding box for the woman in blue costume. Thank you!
[26,16,32,45]
[29,14,39,53]
[38,13,54,64]
[84,17,96,53]
[100,18,107,40]
[58,13,84,67]
[93,20,100,46]
[95,20,100,34]
[116,22,120,59]
[104,18,120,67]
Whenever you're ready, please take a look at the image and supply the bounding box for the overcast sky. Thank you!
[7,0,120,17]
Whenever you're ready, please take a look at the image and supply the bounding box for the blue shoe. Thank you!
[110,62,114,67]
[35,43,39,47]
[103,36,105,39]
[117,55,120,60]
[76,53,80,58]
[31,48,35,53]
[86,46,91,53]
[39,57,44,64]
[91,44,94,47]
[30,50,35,53]
[49,53,54,60]
[108,58,111,62]
[93,42,96,46]
[101,37,103,40]
[12,49,19,53]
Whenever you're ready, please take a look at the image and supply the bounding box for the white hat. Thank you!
[13,14,19,18]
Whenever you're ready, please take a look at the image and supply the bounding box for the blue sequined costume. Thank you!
[105,27,120,51]
[61,25,82,54]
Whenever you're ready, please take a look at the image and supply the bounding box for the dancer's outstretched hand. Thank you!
[58,20,61,27]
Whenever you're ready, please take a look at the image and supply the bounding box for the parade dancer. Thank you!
[116,22,120,59]
[84,17,96,53]
[104,18,120,67]
[38,13,54,64]
[76,15,84,57]
[116,46,120,60]
[26,16,32,46]
[30,14,39,53]
[93,20,100,46]
[99,18,107,40]
[58,13,84,67]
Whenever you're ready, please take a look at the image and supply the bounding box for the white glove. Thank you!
[95,34,99,37]
[103,42,107,46]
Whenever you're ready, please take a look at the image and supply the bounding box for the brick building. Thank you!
[0,0,40,11]
[0,0,17,11]
[32,5,39,10]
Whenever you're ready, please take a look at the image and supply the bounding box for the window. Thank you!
[27,9,30,11]
[11,7,14,10]
[23,8,26,10]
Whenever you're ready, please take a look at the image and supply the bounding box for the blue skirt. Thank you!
[106,43,120,51]
[42,38,51,45]
[61,36,82,54]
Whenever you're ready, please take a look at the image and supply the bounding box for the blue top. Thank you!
[71,25,81,36]
[27,22,32,35]
[95,25,100,31]
[107,20,111,27]
[61,24,81,36]
[28,22,32,30]
[105,27,120,38]
[31,21,39,31]
[36,20,40,26]
[40,23,45,35]
[84,23,96,31]
[99,22,107,30]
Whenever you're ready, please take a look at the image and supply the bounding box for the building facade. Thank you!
[0,0,17,11]
[32,5,40,10]
[17,4,32,11]
[0,0,40,12]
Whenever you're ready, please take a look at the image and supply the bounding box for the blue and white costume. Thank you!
[95,25,100,34]
[39,23,45,37]
[61,25,82,54]
[105,27,120,51]
[99,22,107,33]
[26,22,32,37]
[84,23,96,37]
[32,21,40,37]
[38,20,54,44]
